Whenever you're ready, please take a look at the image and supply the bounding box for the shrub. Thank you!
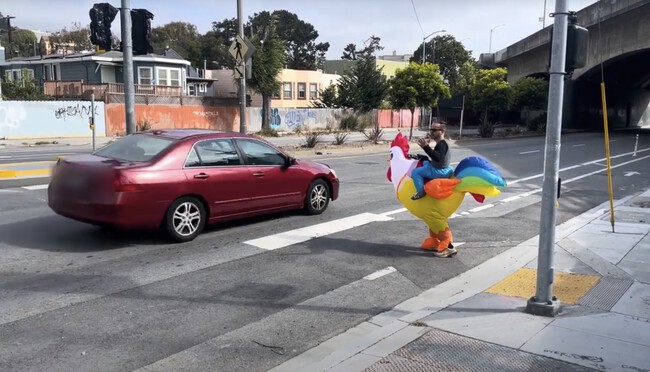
[136,118,154,132]
[363,127,384,144]
[340,115,358,131]
[333,131,349,145]
[478,121,495,138]
[258,127,279,137]
[304,131,322,148]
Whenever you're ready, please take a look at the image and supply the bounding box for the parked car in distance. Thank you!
[48,129,339,242]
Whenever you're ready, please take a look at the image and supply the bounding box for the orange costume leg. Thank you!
[422,228,454,252]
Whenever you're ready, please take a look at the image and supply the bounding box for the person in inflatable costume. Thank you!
[386,132,507,257]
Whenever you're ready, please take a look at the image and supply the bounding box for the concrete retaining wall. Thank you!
[0,100,105,139]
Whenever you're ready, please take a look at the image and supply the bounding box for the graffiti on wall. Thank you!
[284,109,317,129]
[193,111,220,118]
[0,101,106,139]
[54,103,99,121]
[261,108,317,130]
[0,105,27,133]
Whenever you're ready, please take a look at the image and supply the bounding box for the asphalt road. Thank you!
[0,131,648,372]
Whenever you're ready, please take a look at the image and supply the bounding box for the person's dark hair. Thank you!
[430,122,446,133]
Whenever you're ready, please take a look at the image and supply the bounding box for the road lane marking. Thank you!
[468,204,495,213]
[22,184,49,190]
[509,147,650,185]
[0,160,56,167]
[519,150,540,155]
[380,208,407,217]
[364,266,397,280]
[244,212,394,250]
[572,144,585,147]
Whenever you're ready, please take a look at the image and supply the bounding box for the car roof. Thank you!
[140,129,256,141]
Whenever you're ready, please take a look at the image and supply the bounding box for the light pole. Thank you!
[421,29,446,64]
[489,24,505,53]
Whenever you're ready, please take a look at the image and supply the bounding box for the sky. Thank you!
[2,0,599,60]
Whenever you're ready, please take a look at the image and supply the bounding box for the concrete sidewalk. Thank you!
[271,190,650,372]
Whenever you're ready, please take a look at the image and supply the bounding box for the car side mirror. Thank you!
[285,156,296,167]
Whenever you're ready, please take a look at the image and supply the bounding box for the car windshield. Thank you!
[94,134,177,162]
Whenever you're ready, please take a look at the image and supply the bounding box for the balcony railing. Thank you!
[44,80,183,99]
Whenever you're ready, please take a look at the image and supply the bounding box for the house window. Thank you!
[309,83,318,100]
[297,83,306,99]
[283,82,292,99]
[138,66,153,85]
[156,67,181,86]
[188,84,196,96]
[198,83,207,93]
[271,88,280,99]
[5,69,34,81]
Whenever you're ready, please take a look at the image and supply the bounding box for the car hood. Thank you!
[296,159,331,172]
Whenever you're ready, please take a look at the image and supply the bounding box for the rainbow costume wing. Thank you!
[453,156,507,202]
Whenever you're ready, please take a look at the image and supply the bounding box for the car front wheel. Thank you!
[304,179,330,215]
[165,196,206,242]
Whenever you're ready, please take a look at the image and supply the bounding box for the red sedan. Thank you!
[48,129,339,242]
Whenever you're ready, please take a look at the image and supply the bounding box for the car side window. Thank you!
[185,139,241,167]
[237,139,286,166]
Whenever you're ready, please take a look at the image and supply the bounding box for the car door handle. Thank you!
[253,171,264,177]
[193,173,209,179]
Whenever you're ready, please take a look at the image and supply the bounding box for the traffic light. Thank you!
[89,3,118,51]
[131,9,154,55]
[547,12,589,74]
[565,13,589,73]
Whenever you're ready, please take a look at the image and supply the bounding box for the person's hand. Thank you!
[417,137,429,148]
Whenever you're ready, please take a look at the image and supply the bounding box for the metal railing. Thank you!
[43,80,183,100]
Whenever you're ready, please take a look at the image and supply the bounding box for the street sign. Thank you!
[234,65,244,79]
[228,35,256,63]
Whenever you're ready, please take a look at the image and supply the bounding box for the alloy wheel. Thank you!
[310,184,328,211]
[173,202,201,237]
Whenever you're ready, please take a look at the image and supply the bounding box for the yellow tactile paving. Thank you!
[485,267,601,305]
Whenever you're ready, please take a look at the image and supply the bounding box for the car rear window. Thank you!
[94,134,177,162]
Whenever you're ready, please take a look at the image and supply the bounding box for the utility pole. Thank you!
[121,0,136,135]
[525,0,569,317]
[237,0,247,134]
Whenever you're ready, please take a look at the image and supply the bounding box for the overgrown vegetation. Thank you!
[303,131,322,148]
[363,127,384,144]
[0,72,52,101]
[136,118,154,132]
[258,127,280,137]
[333,131,349,145]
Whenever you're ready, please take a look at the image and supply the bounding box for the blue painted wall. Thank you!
[0,100,106,139]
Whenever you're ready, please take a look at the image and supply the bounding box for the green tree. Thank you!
[47,22,93,53]
[202,18,238,69]
[511,76,549,132]
[311,84,339,108]
[411,35,472,93]
[151,21,202,66]
[455,60,480,97]
[511,76,548,111]
[341,35,384,60]
[388,62,451,140]
[1,69,51,100]
[470,67,512,137]
[0,24,37,58]
[246,14,287,130]
[264,10,329,70]
[336,53,389,113]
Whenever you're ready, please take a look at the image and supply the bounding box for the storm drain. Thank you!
[578,277,634,311]
[362,329,596,372]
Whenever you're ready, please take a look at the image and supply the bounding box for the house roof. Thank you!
[0,48,191,67]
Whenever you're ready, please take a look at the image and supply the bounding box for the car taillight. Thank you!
[113,172,139,192]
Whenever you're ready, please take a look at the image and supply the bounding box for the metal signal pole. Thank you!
[525,0,569,317]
